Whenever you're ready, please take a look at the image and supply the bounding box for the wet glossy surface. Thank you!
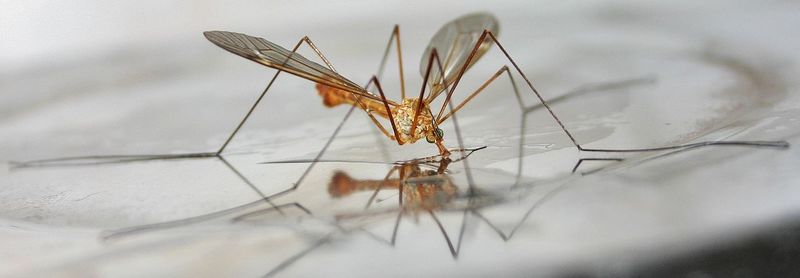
[2,1,800,277]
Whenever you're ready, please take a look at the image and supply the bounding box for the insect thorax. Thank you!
[393,98,435,144]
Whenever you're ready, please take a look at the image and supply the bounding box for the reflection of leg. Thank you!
[523,76,656,114]
[580,140,789,153]
[263,234,333,278]
[471,210,509,241]
[390,210,403,245]
[439,93,471,258]
[219,155,279,213]
[364,166,399,209]
[576,141,789,175]
[421,41,651,184]
[231,202,311,222]
[429,210,458,257]
[11,152,217,168]
[266,105,358,200]
[471,182,571,242]
[571,158,624,175]
[99,200,309,242]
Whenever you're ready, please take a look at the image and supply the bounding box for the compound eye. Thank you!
[426,128,445,143]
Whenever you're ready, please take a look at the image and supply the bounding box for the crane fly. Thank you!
[89,13,791,261]
[7,13,789,273]
[13,13,787,172]
[205,12,788,161]
[205,13,499,158]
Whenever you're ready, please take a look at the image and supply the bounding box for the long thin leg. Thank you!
[436,30,789,153]
[369,25,409,162]
[436,63,602,183]
[375,25,406,99]
[369,76,405,144]
[438,66,514,123]
[428,210,457,257]
[263,234,333,278]
[389,209,403,245]
[302,34,402,144]
[348,90,397,141]
[364,166,399,209]
[217,37,308,155]
[338,105,477,255]
[100,201,308,242]
[102,34,403,242]
[264,105,357,200]
[218,155,281,214]
[444,89,474,258]
[516,78,656,184]
[14,35,340,168]
[579,140,789,152]
[218,35,351,154]
[470,180,572,242]
[571,158,624,174]
[408,48,441,137]
[231,202,312,222]
[10,152,217,168]
[409,48,455,156]
[249,31,419,211]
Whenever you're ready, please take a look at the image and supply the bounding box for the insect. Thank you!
[325,148,499,257]
[205,12,789,162]
[15,13,786,169]
[205,13,501,158]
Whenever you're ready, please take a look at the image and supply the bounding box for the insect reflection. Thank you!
[329,157,458,212]
[324,152,484,257]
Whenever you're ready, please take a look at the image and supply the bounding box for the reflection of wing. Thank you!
[205,31,385,103]
[419,13,499,97]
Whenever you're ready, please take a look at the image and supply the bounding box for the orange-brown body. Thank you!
[328,165,456,212]
[317,83,450,156]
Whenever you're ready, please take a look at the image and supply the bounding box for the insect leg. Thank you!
[375,25,407,98]
[428,210,458,257]
[364,165,400,210]
[368,76,406,145]
[217,37,312,155]
[408,48,441,138]
[440,30,789,154]
[438,65,515,123]
[389,209,403,245]
[571,158,625,174]
[412,48,457,157]
[301,37,399,144]
[100,200,308,242]
[486,31,788,153]
[371,25,408,161]
[443,90,475,257]
[231,202,312,223]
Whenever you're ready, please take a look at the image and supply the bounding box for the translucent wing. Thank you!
[205,31,385,103]
[419,13,499,96]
